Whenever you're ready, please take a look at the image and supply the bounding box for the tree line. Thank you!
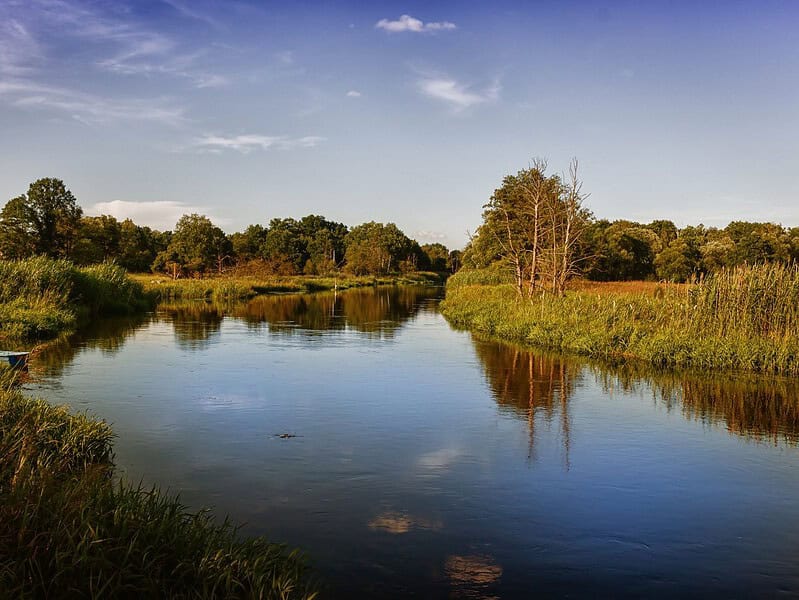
[463,160,799,290]
[0,178,457,277]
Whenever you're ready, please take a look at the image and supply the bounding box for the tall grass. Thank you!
[0,387,317,598]
[442,264,799,375]
[0,257,148,341]
[134,271,445,302]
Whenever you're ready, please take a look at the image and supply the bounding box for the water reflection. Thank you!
[236,286,440,338]
[158,303,224,350]
[368,511,443,534]
[30,312,152,379]
[611,367,799,445]
[445,555,503,599]
[472,335,799,449]
[472,338,576,464]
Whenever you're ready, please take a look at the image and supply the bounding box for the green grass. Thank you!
[0,382,318,599]
[441,264,799,375]
[133,271,445,301]
[0,257,149,342]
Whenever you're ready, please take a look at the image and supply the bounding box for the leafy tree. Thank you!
[647,220,678,248]
[230,224,268,264]
[261,218,305,274]
[421,243,450,271]
[585,220,661,281]
[0,196,36,259]
[0,178,82,258]
[72,215,122,265]
[118,220,168,272]
[344,222,414,275]
[655,238,698,281]
[153,214,230,277]
[299,215,348,274]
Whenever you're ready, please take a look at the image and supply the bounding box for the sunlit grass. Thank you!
[0,257,148,342]
[131,271,445,301]
[442,264,799,375]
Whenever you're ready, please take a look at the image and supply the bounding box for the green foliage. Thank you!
[154,214,231,277]
[344,221,414,275]
[442,264,799,375]
[0,257,147,340]
[0,390,317,599]
[0,178,82,259]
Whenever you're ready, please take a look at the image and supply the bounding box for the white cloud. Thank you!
[89,200,229,230]
[416,230,448,243]
[0,80,185,125]
[418,77,500,109]
[189,134,325,153]
[375,15,456,33]
[346,90,362,98]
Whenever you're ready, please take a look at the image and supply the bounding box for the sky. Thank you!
[0,0,797,249]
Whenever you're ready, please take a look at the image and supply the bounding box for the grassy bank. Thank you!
[132,271,445,302]
[0,257,149,341]
[441,263,799,375]
[0,380,317,598]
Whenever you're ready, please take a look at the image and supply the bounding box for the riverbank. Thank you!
[0,379,318,598]
[0,257,150,342]
[441,263,799,375]
[131,270,446,302]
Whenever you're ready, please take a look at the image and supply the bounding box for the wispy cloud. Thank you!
[0,19,41,75]
[346,90,362,98]
[161,0,221,28]
[418,77,500,110]
[13,0,228,89]
[188,134,325,154]
[89,200,229,230]
[375,15,456,33]
[0,80,185,125]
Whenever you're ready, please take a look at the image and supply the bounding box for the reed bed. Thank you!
[0,257,149,341]
[441,264,799,375]
[133,271,445,301]
[0,385,317,599]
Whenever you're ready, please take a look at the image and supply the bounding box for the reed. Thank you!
[442,265,799,375]
[0,388,317,599]
[133,271,445,301]
[0,257,148,341]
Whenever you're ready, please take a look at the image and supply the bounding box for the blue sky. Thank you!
[0,0,797,248]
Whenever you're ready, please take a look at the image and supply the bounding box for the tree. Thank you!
[344,222,414,275]
[478,158,591,295]
[0,178,82,259]
[299,215,348,274]
[230,224,267,264]
[420,243,450,271]
[72,215,122,265]
[584,220,661,281]
[261,218,305,274]
[0,196,36,258]
[153,214,231,277]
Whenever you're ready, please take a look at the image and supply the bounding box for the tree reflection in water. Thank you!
[606,366,799,446]
[472,338,577,467]
[473,334,799,453]
[234,286,440,338]
[27,312,152,380]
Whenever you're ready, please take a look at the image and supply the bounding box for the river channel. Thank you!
[23,286,799,597]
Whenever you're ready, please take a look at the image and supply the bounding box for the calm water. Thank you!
[23,286,799,597]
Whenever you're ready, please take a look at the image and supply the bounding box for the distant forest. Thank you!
[0,178,456,277]
[2,176,798,282]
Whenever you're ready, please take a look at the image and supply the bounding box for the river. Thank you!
[23,286,799,597]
